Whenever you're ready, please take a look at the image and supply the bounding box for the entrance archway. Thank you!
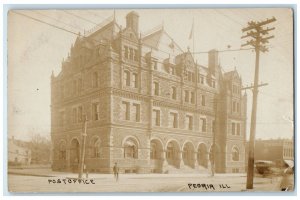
[70,138,80,171]
[150,139,164,173]
[182,142,195,168]
[197,143,208,168]
[166,140,180,167]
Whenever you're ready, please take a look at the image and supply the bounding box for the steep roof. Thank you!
[142,27,183,53]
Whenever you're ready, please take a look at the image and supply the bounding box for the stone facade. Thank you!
[51,11,247,174]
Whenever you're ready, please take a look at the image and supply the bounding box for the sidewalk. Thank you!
[8,167,247,179]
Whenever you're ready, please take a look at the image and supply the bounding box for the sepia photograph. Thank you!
[6,7,294,193]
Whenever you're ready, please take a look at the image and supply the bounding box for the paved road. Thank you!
[7,173,282,193]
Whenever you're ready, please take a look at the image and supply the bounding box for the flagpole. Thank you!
[193,18,194,57]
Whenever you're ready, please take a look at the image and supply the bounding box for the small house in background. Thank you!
[8,136,31,166]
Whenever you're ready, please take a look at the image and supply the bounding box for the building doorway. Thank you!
[70,138,80,172]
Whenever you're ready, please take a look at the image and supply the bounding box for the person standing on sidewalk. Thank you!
[113,162,119,182]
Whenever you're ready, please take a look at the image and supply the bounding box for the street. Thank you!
[7,169,283,193]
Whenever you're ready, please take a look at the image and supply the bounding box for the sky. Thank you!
[7,8,294,141]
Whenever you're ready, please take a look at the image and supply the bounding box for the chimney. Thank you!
[208,49,218,75]
[126,11,139,35]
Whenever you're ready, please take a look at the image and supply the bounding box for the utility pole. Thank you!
[241,17,276,189]
[78,115,88,179]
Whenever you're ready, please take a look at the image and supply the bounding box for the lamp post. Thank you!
[78,115,88,179]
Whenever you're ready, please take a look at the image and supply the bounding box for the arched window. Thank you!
[59,141,66,160]
[232,146,239,161]
[91,137,101,158]
[124,138,138,159]
[124,70,130,86]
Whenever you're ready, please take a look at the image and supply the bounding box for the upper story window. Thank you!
[78,78,82,95]
[186,115,193,130]
[185,90,189,102]
[212,80,216,88]
[92,103,100,121]
[153,109,160,126]
[133,103,140,122]
[170,112,178,128]
[73,80,77,96]
[132,73,138,88]
[232,84,240,95]
[236,123,241,135]
[124,46,129,59]
[129,48,134,60]
[78,106,83,122]
[200,118,206,132]
[191,92,195,104]
[201,95,206,106]
[171,86,177,100]
[232,122,236,135]
[92,72,99,88]
[232,147,240,161]
[72,108,78,123]
[134,49,138,61]
[154,82,159,96]
[124,70,130,86]
[122,101,130,120]
[212,120,216,133]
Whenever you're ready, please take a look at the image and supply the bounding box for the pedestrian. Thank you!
[113,162,119,182]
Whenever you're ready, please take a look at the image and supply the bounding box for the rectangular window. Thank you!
[153,110,160,126]
[73,80,77,96]
[170,112,178,128]
[134,49,138,61]
[171,87,177,100]
[237,123,240,135]
[133,73,138,88]
[212,80,216,88]
[191,73,195,82]
[188,72,192,81]
[122,101,130,120]
[124,46,129,59]
[201,77,204,84]
[154,82,159,96]
[237,102,240,113]
[187,116,193,130]
[129,48,134,60]
[212,120,215,133]
[78,106,83,122]
[232,122,236,135]
[133,103,140,122]
[185,90,189,102]
[233,101,236,112]
[153,61,158,70]
[78,78,82,94]
[92,103,100,121]
[72,108,77,123]
[200,118,206,132]
[201,95,206,106]
[191,92,195,104]
[124,71,130,86]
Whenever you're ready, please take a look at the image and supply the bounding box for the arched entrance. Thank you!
[182,142,195,168]
[70,138,80,172]
[150,139,164,173]
[197,143,208,168]
[166,140,180,168]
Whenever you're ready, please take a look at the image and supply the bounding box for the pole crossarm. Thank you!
[241,83,268,90]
